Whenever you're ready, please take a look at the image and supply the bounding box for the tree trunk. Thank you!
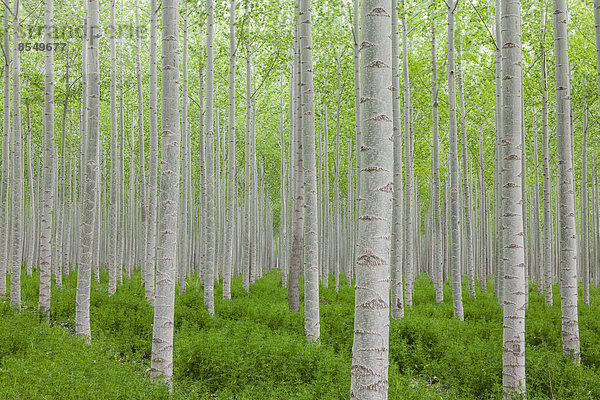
[350,0,393,397]
[76,0,100,339]
[144,0,158,302]
[223,0,236,300]
[39,0,56,317]
[457,41,474,298]
[447,0,463,321]
[581,101,589,306]
[501,0,526,394]
[431,1,443,304]
[299,0,320,342]
[552,0,580,363]
[150,0,180,386]
[0,2,9,298]
[204,0,216,314]
[390,0,404,319]
[288,21,303,313]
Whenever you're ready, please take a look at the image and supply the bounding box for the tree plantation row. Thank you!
[1,0,599,399]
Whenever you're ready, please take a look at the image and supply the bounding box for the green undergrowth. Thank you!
[2,268,600,399]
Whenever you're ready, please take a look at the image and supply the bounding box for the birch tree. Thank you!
[150,0,180,385]
[350,0,393,397]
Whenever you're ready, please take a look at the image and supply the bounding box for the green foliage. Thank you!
[4,269,600,399]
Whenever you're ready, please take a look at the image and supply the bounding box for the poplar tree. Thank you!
[447,0,464,321]
[39,0,55,317]
[223,0,236,300]
[350,0,393,397]
[299,0,320,342]
[552,0,580,362]
[76,0,100,339]
[150,0,180,385]
[501,0,526,394]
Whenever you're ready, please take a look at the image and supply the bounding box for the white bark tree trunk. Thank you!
[39,0,56,317]
[447,0,463,321]
[500,0,526,394]
[76,0,100,339]
[552,0,580,362]
[390,0,404,319]
[350,0,393,397]
[150,0,180,385]
[204,0,216,315]
[299,0,320,342]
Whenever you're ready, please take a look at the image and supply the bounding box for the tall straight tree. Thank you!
[447,0,463,321]
[0,2,9,298]
[402,0,415,308]
[39,0,55,317]
[145,0,159,302]
[150,0,180,385]
[223,0,236,300]
[108,0,118,297]
[431,2,443,304]
[501,0,526,395]
[76,0,100,339]
[581,104,589,306]
[288,21,303,313]
[9,0,23,306]
[390,0,404,319]
[135,0,148,294]
[552,0,580,362]
[595,0,600,97]
[540,5,553,306]
[457,42,474,298]
[299,0,320,342]
[350,0,393,397]
[205,0,216,315]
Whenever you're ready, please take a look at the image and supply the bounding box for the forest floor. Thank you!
[1,269,600,399]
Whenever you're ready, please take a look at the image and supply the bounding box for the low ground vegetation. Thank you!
[1,269,599,399]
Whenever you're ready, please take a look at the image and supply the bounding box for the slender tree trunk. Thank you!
[144,0,158,302]
[108,0,118,296]
[204,0,216,315]
[223,0,236,300]
[0,2,10,298]
[447,0,463,321]
[595,0,600,99]
[390,0,404,319]
[533,111,543,296]
[552,0,580,363]
[457,41,474,298]
[299,0,320,342]
[501,0,526,395]
[150,0,180,386]
[431,2,443,304]
[581,102,589,306]
[39,0,56,317]
[76,0,100,339]
[288,21,303,313]
[350,0,393,397]
[402,1,415,308]
[540,8,553,306]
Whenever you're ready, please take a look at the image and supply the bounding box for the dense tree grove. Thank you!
[1,0,600,398]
